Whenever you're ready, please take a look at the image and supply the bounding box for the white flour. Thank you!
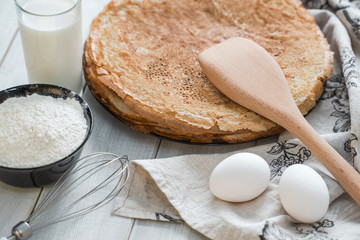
[0,94,88,168]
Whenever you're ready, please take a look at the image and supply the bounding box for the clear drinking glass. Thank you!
[14,0,83,93]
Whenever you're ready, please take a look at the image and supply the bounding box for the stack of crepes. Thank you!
[83,0,333,143]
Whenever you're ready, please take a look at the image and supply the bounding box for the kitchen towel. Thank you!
[113,2,360,239]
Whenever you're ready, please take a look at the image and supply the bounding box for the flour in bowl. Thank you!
[0,94,88,168]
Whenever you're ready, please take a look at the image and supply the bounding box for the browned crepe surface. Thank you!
[84,0,333,143]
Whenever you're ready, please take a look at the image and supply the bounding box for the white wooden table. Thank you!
[0,1,278,239]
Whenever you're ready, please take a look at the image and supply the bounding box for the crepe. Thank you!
[84,0,333,143]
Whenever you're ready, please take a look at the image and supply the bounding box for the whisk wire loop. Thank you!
[24,152,129,234]
[29,153,118,222]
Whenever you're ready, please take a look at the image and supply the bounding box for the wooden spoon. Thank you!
[199,37,360,205]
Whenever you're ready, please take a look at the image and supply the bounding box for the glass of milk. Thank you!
[14,0,83,93]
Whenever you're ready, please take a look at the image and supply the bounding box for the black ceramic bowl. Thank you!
[0,84,93,188]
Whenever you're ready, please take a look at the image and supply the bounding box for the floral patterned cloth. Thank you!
[113,2,360,239]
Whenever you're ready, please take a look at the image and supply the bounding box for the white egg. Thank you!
[279,164,329,223]
[209,152,270,202]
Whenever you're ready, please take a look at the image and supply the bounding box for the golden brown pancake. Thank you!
[84,0,333,143]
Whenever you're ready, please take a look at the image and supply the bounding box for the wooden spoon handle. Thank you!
[290,116,360,205]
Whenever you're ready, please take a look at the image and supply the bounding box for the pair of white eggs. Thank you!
[209,152,329,223]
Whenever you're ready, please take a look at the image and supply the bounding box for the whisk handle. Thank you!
[11,221,32,239]
[2,221,32,240]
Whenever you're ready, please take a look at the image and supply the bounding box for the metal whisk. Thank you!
[1,152,130,240]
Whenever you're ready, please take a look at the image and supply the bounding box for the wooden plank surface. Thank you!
[129,220,208,240]
[0,183,41,238]
[0,33,28,90]
[0,1,18,66]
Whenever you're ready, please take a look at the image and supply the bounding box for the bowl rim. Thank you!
[0,83,93,171]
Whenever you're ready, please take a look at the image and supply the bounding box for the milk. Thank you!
[17,0,82,93]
